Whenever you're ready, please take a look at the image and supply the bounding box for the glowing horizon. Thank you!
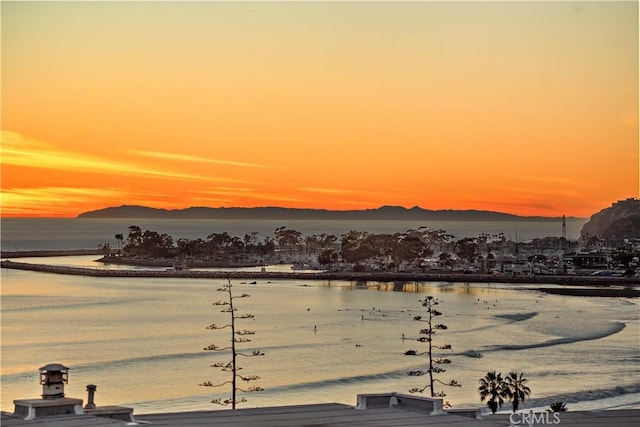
[2,1,638,218]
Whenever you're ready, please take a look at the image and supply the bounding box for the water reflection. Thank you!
[340,280,511,296]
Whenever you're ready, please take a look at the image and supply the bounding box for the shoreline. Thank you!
[2,259,639,297]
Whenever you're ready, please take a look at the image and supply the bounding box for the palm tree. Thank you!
[99,242,111,256]
[548,401,567,412]
[478,371,508,414]
[504,371,531,412]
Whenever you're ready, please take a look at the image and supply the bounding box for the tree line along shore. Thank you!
[1,259,639,298]
[8,221,639,281]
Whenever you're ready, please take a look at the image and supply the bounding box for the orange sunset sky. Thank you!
[1,1,638,218]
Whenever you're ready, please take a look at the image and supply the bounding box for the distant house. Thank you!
[571,252,609,269]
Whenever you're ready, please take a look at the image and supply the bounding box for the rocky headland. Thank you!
[581,198,640,240]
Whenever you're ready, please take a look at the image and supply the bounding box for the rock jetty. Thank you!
[2,260,639,292]
[0,249,102,258]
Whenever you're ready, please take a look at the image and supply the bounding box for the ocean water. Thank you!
[0,217,586,251]
[1,256,639,415]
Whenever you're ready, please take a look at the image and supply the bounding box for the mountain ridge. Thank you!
[77,205,579,222]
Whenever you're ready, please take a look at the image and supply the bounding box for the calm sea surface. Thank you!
[1,256,639,415]
[0,217,586,252]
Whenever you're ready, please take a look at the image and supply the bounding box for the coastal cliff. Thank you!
[581,198,640,240]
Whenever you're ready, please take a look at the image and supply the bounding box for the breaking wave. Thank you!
[483,321,626,351]
[495,311,538,322]
[524,383,640,409]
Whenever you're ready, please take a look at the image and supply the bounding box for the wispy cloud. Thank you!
[1,186,220,216]
[470,199,558,214]
[2,131,125,173]
[230,192,303,204]
[298,187,354,195]
[130,150,273,169]
[2,186,125,200]
[198,187,255,196]
[1,131,247,183]
[511,174,603,189]
[1,186,129,216]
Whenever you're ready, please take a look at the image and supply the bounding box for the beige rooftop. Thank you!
[3,402,640,427]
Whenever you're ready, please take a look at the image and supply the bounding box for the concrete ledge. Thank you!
[13,398,83,420]
[84,405,134,422]
[356,393,395,409]
[445,407,483,419]
[356,392,443,414]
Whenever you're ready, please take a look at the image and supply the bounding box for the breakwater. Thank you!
[0,249,103,258]
[2,259,639,290]
[95,256,258,268]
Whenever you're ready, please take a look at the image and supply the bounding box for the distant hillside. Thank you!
[581,198,640,240]
[77,205,571,222]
